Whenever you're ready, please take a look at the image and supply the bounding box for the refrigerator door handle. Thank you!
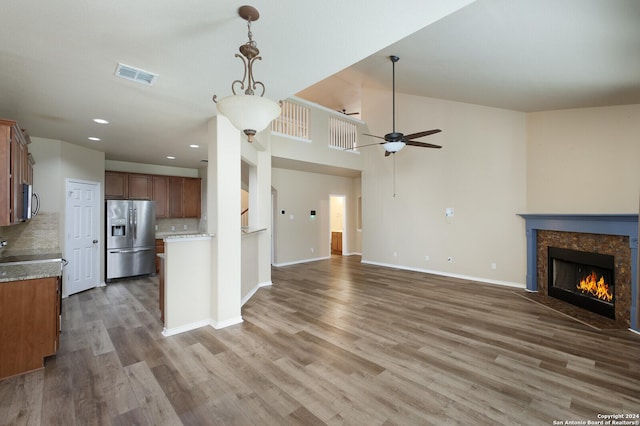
[133,208,138,240]
[110,249,135,254]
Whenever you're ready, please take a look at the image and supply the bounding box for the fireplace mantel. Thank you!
[518,213,639,331]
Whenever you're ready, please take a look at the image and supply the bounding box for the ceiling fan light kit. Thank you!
[213,5,281,142]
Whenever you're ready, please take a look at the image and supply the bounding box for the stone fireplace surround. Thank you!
[519,214,639,332]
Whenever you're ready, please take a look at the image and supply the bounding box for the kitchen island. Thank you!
[0,250,63,380]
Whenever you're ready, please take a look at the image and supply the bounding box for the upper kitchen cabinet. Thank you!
[0,119,32,226]
[183,178,201,218]
[105,171,127,199]
[169,177,201,218]
[106,172,152,199]
[152,175,169,218]
[127,173,153,200]
[105,171,200,218]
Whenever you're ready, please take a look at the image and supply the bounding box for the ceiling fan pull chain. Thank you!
[393,153,397,197]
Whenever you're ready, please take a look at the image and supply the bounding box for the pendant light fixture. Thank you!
[213,5,281,143]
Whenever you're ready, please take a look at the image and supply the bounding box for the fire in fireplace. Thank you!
[548,247,615,319]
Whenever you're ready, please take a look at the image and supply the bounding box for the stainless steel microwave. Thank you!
[22,183,40,220]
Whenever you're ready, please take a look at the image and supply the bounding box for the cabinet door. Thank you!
[128,173,153,199]
[168,177,184,218]
[183,178,201,218]
[105,171,127,199]
[10,126,26,224]
[0,123,10,225]
[152,176,169,218]
[0,277,58,379]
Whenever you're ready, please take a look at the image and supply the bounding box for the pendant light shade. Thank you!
[213,6,281,143]
[216,94,281,142]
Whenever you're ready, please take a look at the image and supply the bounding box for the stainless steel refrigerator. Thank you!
[106,199,156,281]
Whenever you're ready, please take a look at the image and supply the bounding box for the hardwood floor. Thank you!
[1,255,639,425]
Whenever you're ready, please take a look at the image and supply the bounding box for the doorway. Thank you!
[64,179,101,297]
[330,195,345,256]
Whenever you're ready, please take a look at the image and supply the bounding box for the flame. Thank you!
[576,271,613,302]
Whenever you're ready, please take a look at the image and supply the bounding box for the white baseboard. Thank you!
[162,319,211,337]
[360,259,525,289]
[342,251,362,256]
[210,316,243,329]
[273,256,330,267]
[241,281,273,306]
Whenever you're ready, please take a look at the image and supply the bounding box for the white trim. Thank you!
[289,96,365,125]
[241,280,273,306]
[629,328,640,336]
[270,131,312,144]
[162,319,210,337]
[360,260,525,289]
[342,251,362,256]
[328,144,360,154]
[210,316,244,329]
[273,256,331,267]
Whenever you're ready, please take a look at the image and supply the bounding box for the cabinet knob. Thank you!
[93,240,98,244]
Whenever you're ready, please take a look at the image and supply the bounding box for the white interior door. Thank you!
[65,179,100,296]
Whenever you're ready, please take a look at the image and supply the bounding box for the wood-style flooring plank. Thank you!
[2,255,640,425]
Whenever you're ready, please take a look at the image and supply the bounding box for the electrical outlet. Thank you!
[425,255,430,261]
[310,247,314,253]
[183,224,188,230]
[447,256,453,262]
[491,263,497,270]
[171,225,175,231]
[393,251,397,257]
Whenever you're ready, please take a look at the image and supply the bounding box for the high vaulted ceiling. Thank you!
[299,0,640,115]
[2,1,639,170]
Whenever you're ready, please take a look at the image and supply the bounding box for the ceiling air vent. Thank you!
[115,63,158,85]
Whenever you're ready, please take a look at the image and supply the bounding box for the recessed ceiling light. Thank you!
[88,137,101,141]
[166,156,176,160]
[93,118,109,124]
[189,144,200,148]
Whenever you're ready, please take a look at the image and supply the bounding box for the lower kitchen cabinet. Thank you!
[0,276,61,379]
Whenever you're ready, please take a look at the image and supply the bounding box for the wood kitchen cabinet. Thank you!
[106,171,200,219]
[105,171,128,199]
[127,173,153,199]
[0,276,61,380]
[183,177,201,218]
[168,177,184,218]
[155,238,164,274]
[152,175,169,218]
[168,177,201,218]
[0,119,31,226]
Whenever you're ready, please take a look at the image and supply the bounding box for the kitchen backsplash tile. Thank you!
[155,218,200,233]
[0,213,60,254]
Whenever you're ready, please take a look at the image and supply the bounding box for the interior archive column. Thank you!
[207,115,243,328]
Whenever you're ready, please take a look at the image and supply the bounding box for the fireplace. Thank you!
[548,247,615,319]
[518,213,638,331]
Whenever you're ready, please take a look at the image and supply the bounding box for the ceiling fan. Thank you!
[356,55,442,157]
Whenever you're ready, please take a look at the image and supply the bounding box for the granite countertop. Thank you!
[155,231,202,239]
[0,248,64,282]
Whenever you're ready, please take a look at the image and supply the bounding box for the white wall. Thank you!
[30,137,106,278]
[527,104,640,213]
[272,168,359,264]
[361,89,527,286]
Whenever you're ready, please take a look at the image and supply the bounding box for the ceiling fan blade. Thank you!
[405,140,442,149]
[362,133,386,141]
[402,129,442,140]
[344,141,385,151]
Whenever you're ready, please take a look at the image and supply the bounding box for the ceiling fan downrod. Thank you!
[390,55,399,135]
